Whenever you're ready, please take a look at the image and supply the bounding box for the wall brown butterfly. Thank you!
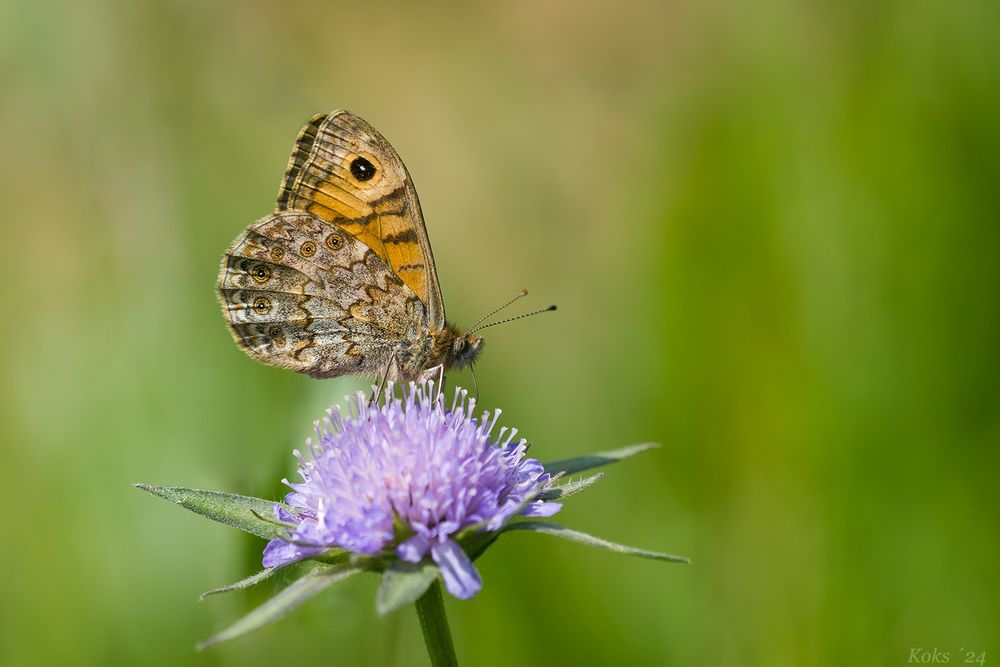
[217,110,490,383]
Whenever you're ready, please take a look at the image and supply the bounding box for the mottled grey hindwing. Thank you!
[217,212,426,378]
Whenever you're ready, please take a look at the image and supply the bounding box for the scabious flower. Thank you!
[138,381,685,656]
[262,382,562,599]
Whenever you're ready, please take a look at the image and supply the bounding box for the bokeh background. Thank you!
[2,1,998,665]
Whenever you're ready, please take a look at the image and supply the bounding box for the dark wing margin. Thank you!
[276,113,327,211]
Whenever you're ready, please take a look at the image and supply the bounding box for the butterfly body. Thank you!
[218,112,482,382]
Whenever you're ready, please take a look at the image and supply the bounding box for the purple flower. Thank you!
[263,383,562,599]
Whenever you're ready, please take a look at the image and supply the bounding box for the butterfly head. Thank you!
[450,332,483,369]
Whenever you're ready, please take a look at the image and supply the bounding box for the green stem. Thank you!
[415,580,458,667]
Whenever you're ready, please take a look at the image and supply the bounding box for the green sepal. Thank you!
[542,443,660,475]
[316,549,353,566]
[197,563,359,649]
[503,521,689,563]
[538,472,604,500]
[376,560,439,616]
[135,484,286,540]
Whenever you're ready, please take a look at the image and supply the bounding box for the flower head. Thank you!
[263,383,561,599]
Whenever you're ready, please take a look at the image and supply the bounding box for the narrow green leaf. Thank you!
[200,568,279,600]
[503,521,689,563]
[542,442,660,475]
[538,472,605,500]
[376,561,439,616]
[197,565,359,649]
[135,484,285,540]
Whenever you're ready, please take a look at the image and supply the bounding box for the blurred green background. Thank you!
[2,1,998,665]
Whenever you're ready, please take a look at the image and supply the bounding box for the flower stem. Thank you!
[415,580,458,666]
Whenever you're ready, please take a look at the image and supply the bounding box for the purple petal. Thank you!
[430,540,482,600]
[397,534,430,562]
[261,539,323,568]
[521,501,562,518]
[262,539,299,568]
[275,504,297,524]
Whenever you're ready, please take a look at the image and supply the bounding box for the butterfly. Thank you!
[217,110,547,385]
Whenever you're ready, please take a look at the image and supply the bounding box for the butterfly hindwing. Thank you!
[218,212,424,379]
[275,110,446,330]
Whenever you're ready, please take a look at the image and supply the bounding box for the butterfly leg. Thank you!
[435,363,446,401]
[370,354,399,405]
[416,364,446,400]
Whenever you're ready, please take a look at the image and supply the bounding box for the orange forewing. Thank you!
[276,111,443,327]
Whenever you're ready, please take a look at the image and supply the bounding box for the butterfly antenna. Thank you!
[466,289,529,333]
[467,304,557,334]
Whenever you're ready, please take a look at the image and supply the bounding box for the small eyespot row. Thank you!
[251,265,271,283]
[326,234,343,251]
[252,297,272,315]
[300,241,317,257]
[268,326,286,346]
[270,247,285,261]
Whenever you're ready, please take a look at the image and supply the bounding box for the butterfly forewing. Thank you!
[275,110,446,329]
